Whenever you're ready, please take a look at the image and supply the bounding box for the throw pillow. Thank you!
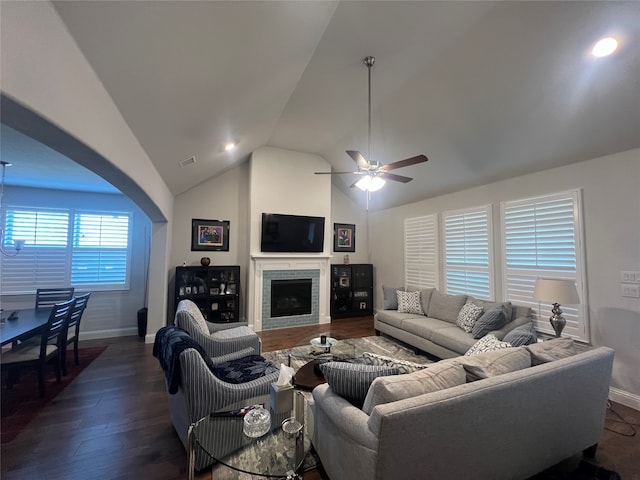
[456,303,484,333]
[503,323,538,346]
[467,297,513,324]
[526,337,577,365]
[382,285,405,310]
[362,351,430,374]
[397,290,424,315]
[211,355,279,384]
[419,288,435,316]
[471,304,509,339]
[319,362,398,408]
[465,334,512,356]
[362,361,466,415]
[427,290,468,323]
[458,347,531,382]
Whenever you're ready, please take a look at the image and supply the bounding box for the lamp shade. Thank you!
[533,278,580,305]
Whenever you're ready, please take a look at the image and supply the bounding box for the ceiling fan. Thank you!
[315,56,428,192]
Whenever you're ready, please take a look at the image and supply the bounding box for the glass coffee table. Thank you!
[188,394,313,480]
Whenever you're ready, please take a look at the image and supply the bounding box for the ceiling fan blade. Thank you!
[380,172,413,183]
[379,154,428,172]
[346,150,371,170]
[314,171,362,175]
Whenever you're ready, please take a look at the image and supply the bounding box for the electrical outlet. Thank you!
[621,271,640,284]
[621,284,640,298]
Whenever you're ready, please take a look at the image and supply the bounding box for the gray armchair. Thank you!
[175,299,261,356]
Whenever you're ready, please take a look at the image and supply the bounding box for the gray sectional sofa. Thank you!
[374,287,533,358]
[312,344,615,480]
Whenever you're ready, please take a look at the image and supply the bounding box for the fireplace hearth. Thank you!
[271,279,312,318]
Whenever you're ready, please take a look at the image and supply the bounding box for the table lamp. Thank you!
[533,278,580,337]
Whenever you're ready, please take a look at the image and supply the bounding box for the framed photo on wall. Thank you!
[333,223,355,252]
[191,219,230,251]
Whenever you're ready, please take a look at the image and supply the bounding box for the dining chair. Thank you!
[35,287,75,310]
[1,298,76,397]
[62,292,91,375]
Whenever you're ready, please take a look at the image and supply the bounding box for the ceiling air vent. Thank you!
[179,156,196,168]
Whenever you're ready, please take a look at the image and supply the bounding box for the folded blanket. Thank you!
[153,326,216,394]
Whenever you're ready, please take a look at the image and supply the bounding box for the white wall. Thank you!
[170,164,250,321]
[1,1,173,341]
[368,148,640,407]
[330,185,370,265]
[0,186,151,338]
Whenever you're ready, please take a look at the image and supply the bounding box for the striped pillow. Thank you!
[319,362,398,408]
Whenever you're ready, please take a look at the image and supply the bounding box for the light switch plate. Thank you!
[621,284,640,298]
[621,271,640,284]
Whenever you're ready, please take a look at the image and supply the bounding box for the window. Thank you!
[404,215,438,289]
[443,206,493,299]
[1,207,131,293]
[501,190,587,340]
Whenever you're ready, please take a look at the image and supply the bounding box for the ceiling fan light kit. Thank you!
[315,56,428,194]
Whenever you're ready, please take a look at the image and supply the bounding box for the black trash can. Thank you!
[137,307,148,338]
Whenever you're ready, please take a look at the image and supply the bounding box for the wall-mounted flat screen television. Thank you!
[261,213,325,253]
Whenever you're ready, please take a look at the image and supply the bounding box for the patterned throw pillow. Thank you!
[464,334,512,356]
[471,304,509,339]
[456,303,484,333]
[503,323,538,346]
[397,290,424,314]
[319,362,398,408]
[362,351,430,374]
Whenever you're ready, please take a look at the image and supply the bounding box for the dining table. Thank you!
[0,308,51,347]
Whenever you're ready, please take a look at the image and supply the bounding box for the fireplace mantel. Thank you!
[248,254,331,331]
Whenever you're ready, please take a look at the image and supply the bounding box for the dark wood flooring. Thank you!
[1,316,638,480]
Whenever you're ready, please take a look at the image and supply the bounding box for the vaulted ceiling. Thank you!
[3,1,639,211]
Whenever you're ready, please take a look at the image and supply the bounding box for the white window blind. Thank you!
[1,207,131,294]
[501,190,587,340]
[71,213,130,286]
[404,215,438,290]
[443,206,493,299]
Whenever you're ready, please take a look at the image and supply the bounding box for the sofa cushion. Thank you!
[319,362,398,408]
[397,291,424,315]
[472,304,509,339]
[427,290,468,323]
[468,297,513,323]
[458,346,531,382]
[362,352,430,374]
[503,322,538,346]
[362,361,466,415]
[402,317,452,342]
[456,303,484,333]
[419,288,435,316]
[526,337,577,365]
[464,334,512,356]
[375,310,422,330]
[430,325,478,354]
[382,285,405,310]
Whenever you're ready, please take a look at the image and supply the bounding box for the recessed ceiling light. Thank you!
[224,142,236,152]
[592,36,618,57]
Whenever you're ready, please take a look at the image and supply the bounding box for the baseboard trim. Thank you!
[81,327,138,341]
[609,387,640,411]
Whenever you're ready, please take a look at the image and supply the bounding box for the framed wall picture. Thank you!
[191,219,230,251]
[333,223,355,252]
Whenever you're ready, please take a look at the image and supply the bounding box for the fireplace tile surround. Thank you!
[250,255,331,331]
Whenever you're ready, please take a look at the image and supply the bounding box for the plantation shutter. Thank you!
[443,206,493,299]
[1,209,70,293]
[404,215,438,289]
[501,190,587,340]
[71,213,130,286]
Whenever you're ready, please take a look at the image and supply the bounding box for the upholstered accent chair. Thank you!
[174,299,261,356]
[154,326,280,471]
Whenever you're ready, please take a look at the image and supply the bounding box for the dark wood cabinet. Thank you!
[330,264,373,319]
[174,265,240,322]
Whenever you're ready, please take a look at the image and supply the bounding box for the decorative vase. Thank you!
[200,257,211,266]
